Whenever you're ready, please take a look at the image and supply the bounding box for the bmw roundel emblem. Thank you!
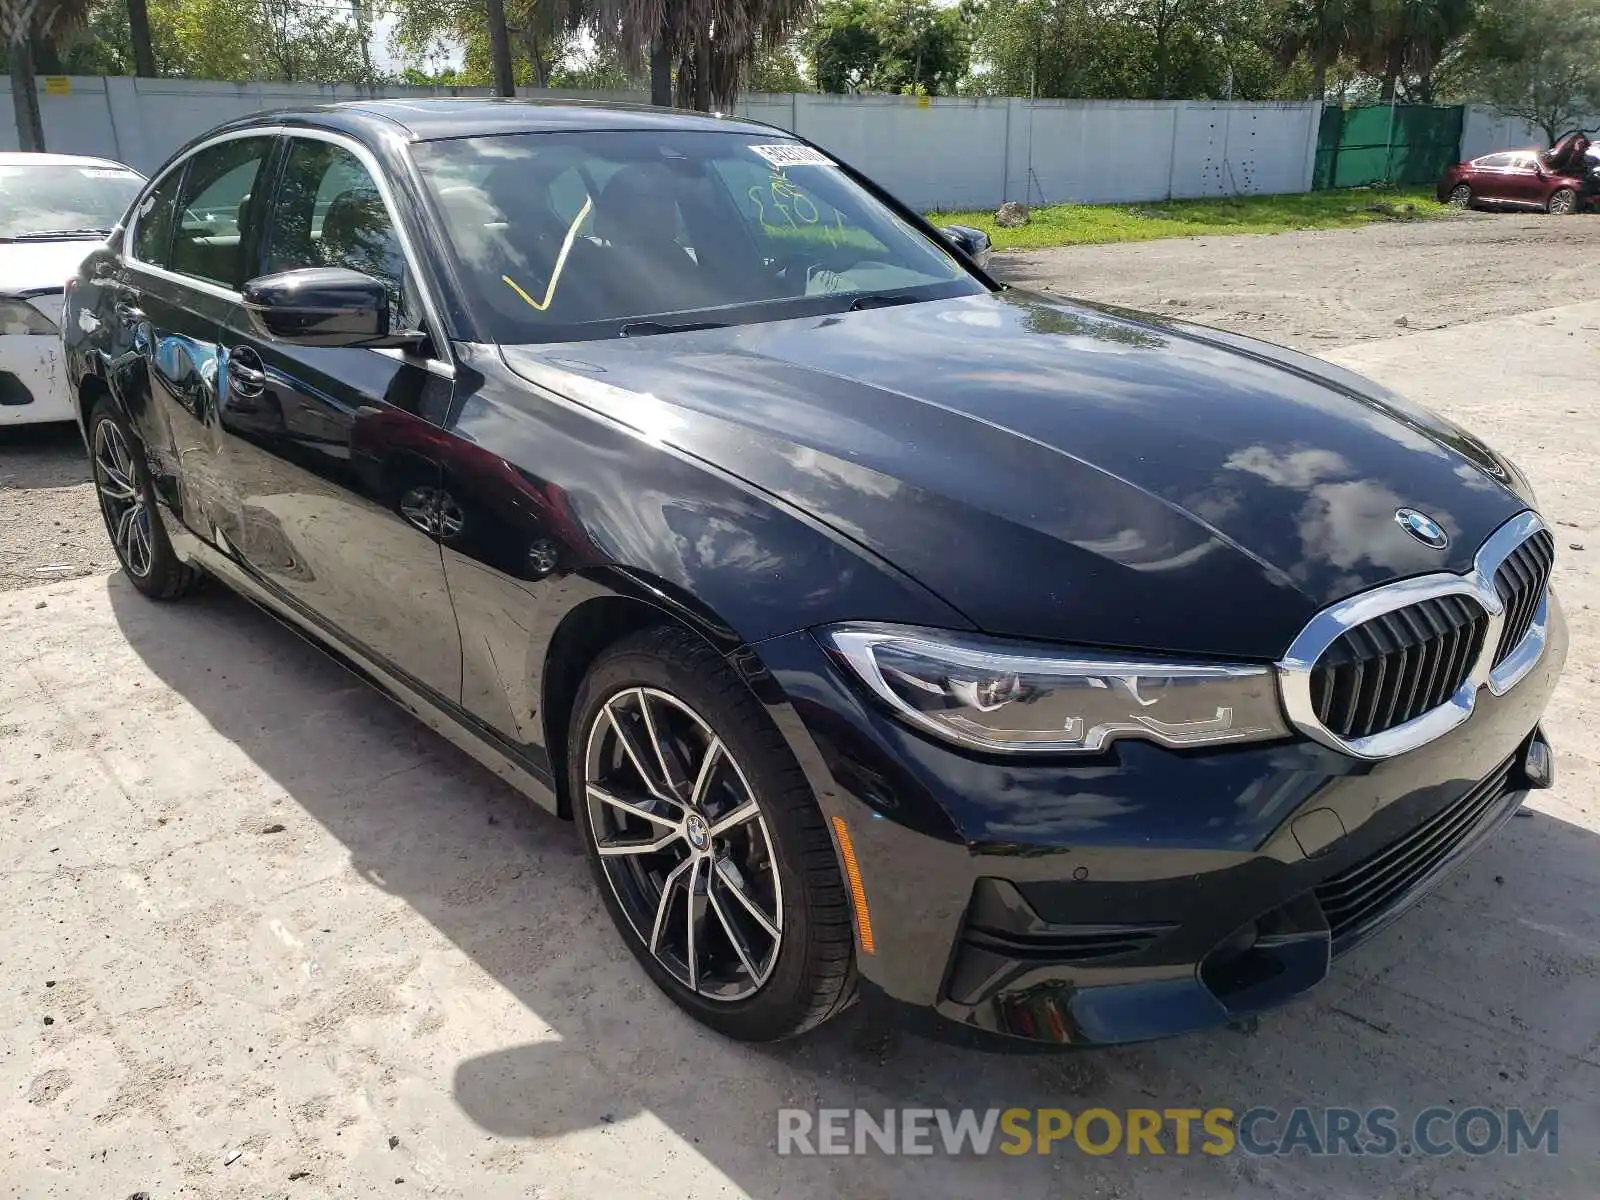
[1395,508,1449,549]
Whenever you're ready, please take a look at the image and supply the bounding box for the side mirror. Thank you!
[241,267,423,349]
[940,223,992,269]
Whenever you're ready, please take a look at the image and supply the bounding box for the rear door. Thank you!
[214,130,462,702]
[111,133,275,545]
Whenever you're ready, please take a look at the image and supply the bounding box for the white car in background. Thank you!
[0,152,144,425]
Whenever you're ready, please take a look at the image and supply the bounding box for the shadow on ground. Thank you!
[107,577,1599,1198]
[0,421,90,488]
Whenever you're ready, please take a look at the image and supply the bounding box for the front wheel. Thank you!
[1448,183,1472,209]
[88,397,202,600]
[570,625,856,1041]
[1548,187,1578,215]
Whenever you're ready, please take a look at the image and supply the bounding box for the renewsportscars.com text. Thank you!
[776,1106,1559,1158]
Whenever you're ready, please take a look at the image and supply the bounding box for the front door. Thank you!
[1502,154,1545,205]
[216,132,462,703]
[112,135,275,546]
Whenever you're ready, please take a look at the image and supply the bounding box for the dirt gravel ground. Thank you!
[3,218,1600,1199]
[0,425,112,593]
[1001,211,1600,351]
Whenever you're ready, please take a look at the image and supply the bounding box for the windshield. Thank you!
[412,130,984,343]
[0,161,144,240]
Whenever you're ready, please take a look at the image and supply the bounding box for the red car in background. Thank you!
[1437,131,1595,214]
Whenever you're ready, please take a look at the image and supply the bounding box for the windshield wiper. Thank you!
[618,319,728,337]
[6,227,112,242]
[847,293,921,311]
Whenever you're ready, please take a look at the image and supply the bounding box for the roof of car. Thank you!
[224,97,785,143]
[0,150,141,171]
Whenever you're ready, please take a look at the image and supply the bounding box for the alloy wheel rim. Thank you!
[1552,191,1575,214]
[92,419,152,578]
[1449,185,1470,207]
[399,485,466,541]
[584,686,784,1002]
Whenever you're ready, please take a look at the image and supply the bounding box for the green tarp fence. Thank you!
[1314,104,1466,189]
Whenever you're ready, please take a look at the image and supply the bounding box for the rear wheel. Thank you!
[1548,187,1577,215]
[569,625,856,1041]
[1448,184,1472,209]
[88,398,202,600]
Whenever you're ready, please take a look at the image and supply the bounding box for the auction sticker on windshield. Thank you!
[750,144,834,169]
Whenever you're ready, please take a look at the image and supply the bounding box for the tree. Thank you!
[1267,0,1363,98]
[108,0,371,81]
[389,0,586,89]
[804,0,879,91]
[970,0,1287,101]
[874,0,971,93]
[52,0,136,73]
[485,0,515,93]
[549,42,644,89]
[3,0,93,150]
[803,0,970,94]
[748,38,805,89]
[1122,0,1213,100]
[595,0,815,110]
[127,0,154,73]
[1452,0,1600,142]
[1351,0,1474,102]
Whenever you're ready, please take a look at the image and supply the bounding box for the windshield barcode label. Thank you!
[750,144,834,168]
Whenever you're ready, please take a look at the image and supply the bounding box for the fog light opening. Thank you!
[1523,735,1553,790]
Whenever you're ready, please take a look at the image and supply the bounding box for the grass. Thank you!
[926,187,1454,251]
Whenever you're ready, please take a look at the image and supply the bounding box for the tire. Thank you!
[1448,184,1472,209]
[569,624,856,1041]
[87,397,203,600]
[1548,187,1577,215]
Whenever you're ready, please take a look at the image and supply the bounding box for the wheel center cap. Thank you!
[685,813,710,852]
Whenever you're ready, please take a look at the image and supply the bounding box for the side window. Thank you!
[131,165,185,267]
[263,139,412,326]
[169,137,272,289]
[1478,153,1512,169]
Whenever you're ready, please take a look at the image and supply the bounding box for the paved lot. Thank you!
[4,222,1600,1198]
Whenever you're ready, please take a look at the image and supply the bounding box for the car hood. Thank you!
[501,291,1529,660]
[0,238,101,296]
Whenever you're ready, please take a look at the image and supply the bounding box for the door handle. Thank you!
[113,300,145,326]
[226,347,266,398]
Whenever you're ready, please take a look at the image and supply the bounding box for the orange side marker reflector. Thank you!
[830,816,876,955]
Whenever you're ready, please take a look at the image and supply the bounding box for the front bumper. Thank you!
[0,333,73,425]
[740,591,1567,1048]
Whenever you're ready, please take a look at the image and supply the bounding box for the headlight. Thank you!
[821,624,1288,754]
[1497,453,1540,510]
[0,297,59,336]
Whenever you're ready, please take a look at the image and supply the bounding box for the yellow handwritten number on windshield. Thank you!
[502,195,594,313]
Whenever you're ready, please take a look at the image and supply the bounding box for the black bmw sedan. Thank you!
[63,99,1565,1049]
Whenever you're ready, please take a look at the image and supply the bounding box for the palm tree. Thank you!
[1268,0,1364,100]
[3,0,94,150]
[1355,0,1474,102]
[596,0,812,110]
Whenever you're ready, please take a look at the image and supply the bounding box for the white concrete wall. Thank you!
[733,93,1323,208]
[1457,104,1600,163]
[1459,106,1552,162]
[2,75,1324,210]
[0,76,646,173]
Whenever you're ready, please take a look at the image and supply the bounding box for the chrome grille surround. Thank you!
[1278,511,1552,760]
